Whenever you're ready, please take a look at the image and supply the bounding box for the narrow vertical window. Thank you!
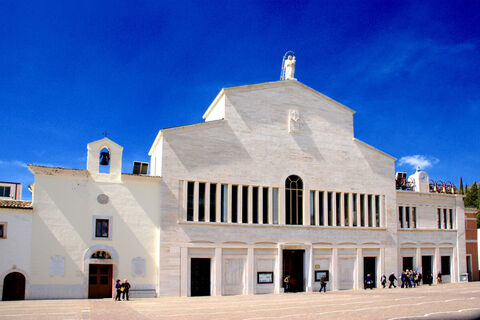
[272,188,279,224]
[95,219,109,238]
[360,194,365,227]
[443,209,447,229]
[344,193,349,226]
[0,224,5,238]
[367,195,373,227]
[327,192,332,226]
[187,181,194,221]
[231,185,238,223]
[221,184,227,222]
[263,187,269,224]
[336,193,341,226]
[437,208,441,229]
[310,191,315,226]
[449,209,453,229]
[285,175,303,225]
[405,207,410,228]
[375,195,380,227]
[210,184,216,222]
[399,206,404,228]
[352,193,357,227]
[412,207,417,229]
[242,186,249,223]
[198,183,205,222]
[319,191,324,226]
[252,186,259,224]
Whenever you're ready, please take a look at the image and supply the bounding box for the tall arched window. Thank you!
[285,175,303,225]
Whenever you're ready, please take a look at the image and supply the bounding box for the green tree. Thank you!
[464,182,478,208]
[458,177,464,194]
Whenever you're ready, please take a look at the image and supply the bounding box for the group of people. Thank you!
[381,270,441,288]
[114,279,131,301]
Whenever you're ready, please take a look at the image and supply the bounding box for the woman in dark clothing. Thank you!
[122,279,131,301]
[114,279,122,301]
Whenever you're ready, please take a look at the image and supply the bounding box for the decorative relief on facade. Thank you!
[288,110,300,133]
[49,255,65,276]
[132,257,146,277]
[97,194,109,204]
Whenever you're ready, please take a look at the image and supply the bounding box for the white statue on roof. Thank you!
[281,51,296,80]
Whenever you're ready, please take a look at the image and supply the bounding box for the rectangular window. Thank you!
[327,192,332,226]
[368,195,373,227]
[221,184,227,222]
[344,193,349,226]
[449,209,453,229]
[412,207,417,228]
[242,186,249,223]
[210,184,216,222]
[187,181,194,221]
[0,186,11,197]
[252,187,259,224]
[310,191,315,226]
[437,208,441,229]
[399,206,404,228]
[335,193,341,226]
[360,194,365,227]
[231,185,238,223]
[95,219,109,238]
[443,209,447,230]
[198,182,205,222]
[272,188,278,224]
[318,191,324,226]
[405,207,410,228]
[375,195,380,227]
[441,256,451,275]
[0,224,5,238]
[262,187,269,224]
[352,193,357,227]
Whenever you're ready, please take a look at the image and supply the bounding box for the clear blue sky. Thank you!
[1,0,479,200]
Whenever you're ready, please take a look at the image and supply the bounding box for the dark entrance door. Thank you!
[422,256,433,284]
[2,272,25,301]
[403,257,413,271]
[88,264,113,299]
[283,250,304,292]
[363,257,376,288]
[191,258,211,296]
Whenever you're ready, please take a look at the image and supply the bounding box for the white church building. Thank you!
[0,55,466,300]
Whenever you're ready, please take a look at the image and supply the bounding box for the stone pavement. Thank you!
[1,282,480,320]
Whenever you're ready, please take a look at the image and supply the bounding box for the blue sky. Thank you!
[1,0,479,200]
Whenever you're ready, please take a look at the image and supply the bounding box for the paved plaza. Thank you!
[1,282,480,320]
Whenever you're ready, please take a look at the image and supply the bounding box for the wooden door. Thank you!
[88,264,112,298]
[2,272,25,301]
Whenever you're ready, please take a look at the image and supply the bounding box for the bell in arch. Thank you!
[99,150,110,166]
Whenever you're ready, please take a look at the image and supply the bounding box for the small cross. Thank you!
[104,130,108,138]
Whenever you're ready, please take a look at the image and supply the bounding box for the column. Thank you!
[357,194,361,228]
[380,195,385,228]
[365,195,370,227]
[315,191,320,226]
[379,247,385,287]
[348,193,353,227]
[258,187,263,224]
[238,185,243,223]
[279,187,285,225]
[339,192,345,227]
[355,248,363,289]
[248,186,253,224]
[181,180,187,222]
[193,181,199,222]
[372,195,377,228]
[434,247,440,284]
[306,244,313,292]
[247,247,255,294]
[180,247,188,296]
[332,247,338,290]
[214,247,222,296]
[415,248,421,272]
[205,183,211,222]
[304,189,311,226]
[216,183,221,223]
[323,191,328,226]
[332,193,337,226]
[268,187,273,225]
[275,245,283,293]
[227,184,232,223]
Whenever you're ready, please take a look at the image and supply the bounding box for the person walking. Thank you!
[365,274,373,290]
[114,279,122,301]
[319,274,327,293]
[381,274,386,288]
[122,279,131,301]
[284,275,290,293]
[400,271,406,288]
[388,272,397,288]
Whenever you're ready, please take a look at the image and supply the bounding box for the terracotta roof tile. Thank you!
[0,199,33,210]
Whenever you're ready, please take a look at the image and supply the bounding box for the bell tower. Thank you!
[87,137,123,182]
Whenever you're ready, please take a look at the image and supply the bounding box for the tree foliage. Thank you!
[463,182,480,227]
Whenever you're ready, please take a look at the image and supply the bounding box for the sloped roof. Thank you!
[0,199,33,210]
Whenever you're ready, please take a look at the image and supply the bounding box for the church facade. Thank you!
[0,73,467,299]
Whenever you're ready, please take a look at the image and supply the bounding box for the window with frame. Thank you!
[0,223,5,238]
[95,219,109,238]
[285,175,303,225]
[0,186,11,197]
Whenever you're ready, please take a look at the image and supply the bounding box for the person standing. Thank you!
[122,279,131,301]
[388,272,397,288]
[319,274,327,293]
[400,271,406,288]
[114,279,122,301]
[284,275,290,293]
[381,274,386,288]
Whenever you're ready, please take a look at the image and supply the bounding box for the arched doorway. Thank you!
[88,250,113,299]
[2,272,25,301]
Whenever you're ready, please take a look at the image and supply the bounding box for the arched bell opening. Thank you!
[99,147,111,174]
[2,272,26,301]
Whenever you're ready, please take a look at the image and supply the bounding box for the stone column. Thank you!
[415,248,421,272]
[216,183,221,223]
[339,192,345,227]
[379,247,385,287]
[306,244,313,292]
[180,247,188,296]
[247,247,255,294]
[332,192,337,227]
[315,191,320,226]
[238,185,243,223]
[357,194,362,228]
[227,184,232,223]
[248,186,253,224]
[434,247,440,284]
[193,181,199,222]
[214,247,222,296]
[205,183,211,222]
[304,189,311,226]
[332,247,338,291]
[275,244,283,293]
[268,187,273,225]
[356,248,363,289]
[348,193,353,227]
[279,188,285,225]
